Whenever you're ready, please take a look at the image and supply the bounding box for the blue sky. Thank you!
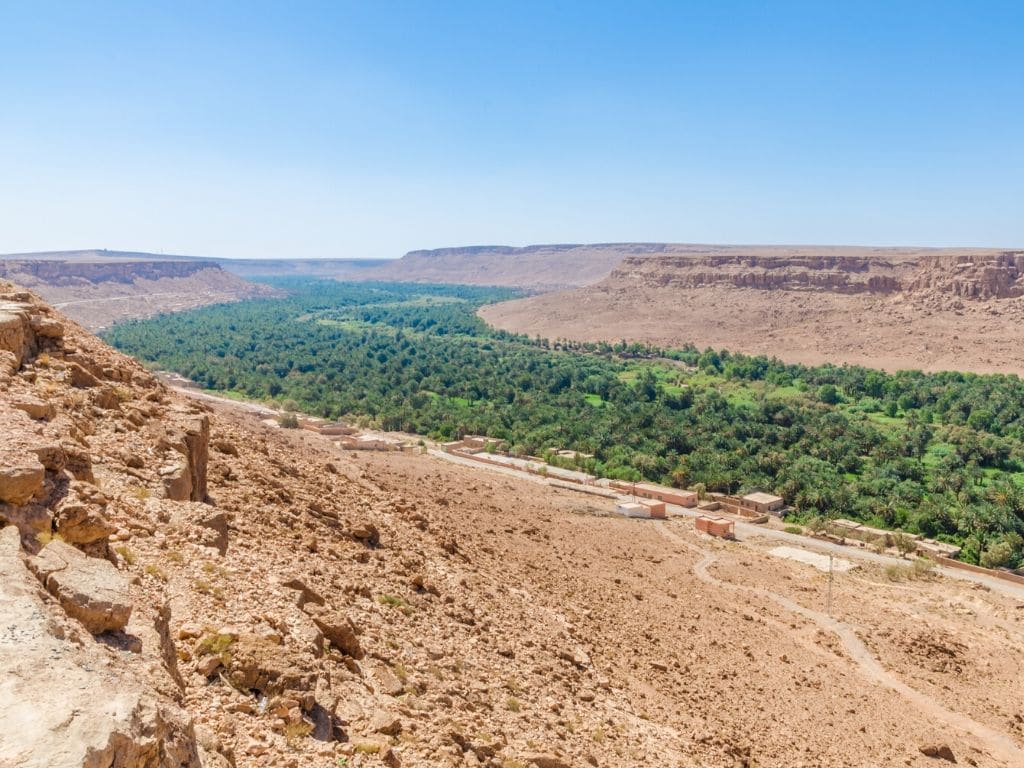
[1,1,1022,259]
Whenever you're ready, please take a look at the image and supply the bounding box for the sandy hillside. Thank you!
[0,256,277,330]
[480,246,1024,374]
[2,279,1024,767]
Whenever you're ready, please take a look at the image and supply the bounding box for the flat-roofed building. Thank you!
[616,501,649,518]
[740,492,786,516]
[609,481,698,508]
[695,516,735,539]
[637,499,667,519]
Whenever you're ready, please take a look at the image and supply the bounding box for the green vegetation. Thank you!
[103,279,1024,567]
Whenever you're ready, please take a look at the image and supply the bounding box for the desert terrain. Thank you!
[480,245,1024,375]
[0,255,277,330]
[2,280,1024,767]
[361,244,642,291]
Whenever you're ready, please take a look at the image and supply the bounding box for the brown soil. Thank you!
[480,245,1024,374]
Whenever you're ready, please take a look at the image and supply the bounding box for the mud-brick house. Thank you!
[609,481,698,508]
[739,492,786,517]
[695,516,735,539]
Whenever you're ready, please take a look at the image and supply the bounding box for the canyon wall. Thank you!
[606,248,1024,300]
[479,245,1024,375]
[0,259,277,329]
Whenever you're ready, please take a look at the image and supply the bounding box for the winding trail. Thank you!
[658,523,1024,766]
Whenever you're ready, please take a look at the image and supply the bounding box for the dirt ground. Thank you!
[349,447,1024,766]
[480,284,1024,375]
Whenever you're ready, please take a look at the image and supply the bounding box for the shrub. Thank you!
[784,525,803,535]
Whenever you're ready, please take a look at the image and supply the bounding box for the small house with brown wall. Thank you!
[695,516,735,539]
[637,499,667,519]
[739,492,786,517]
[609,481,698,508]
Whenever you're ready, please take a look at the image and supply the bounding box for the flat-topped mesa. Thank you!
[0,259,221,286]
[610,253,909,294]
[607,249,1024,300]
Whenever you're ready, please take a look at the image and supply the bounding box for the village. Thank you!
[269,415,1019,583]
[151,368,1023,589]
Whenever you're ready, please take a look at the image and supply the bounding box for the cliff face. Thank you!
[606,249,1024,300]
[610,254,908,294]
[0,259,222,286]
[905,252,1024,299]
[0,259,277,329]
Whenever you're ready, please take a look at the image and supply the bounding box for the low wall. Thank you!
[452,450,595,485]
[934,556,1024,586]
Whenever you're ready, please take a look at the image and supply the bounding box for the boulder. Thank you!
[525,754,573,768]
[369,709,402,736]
[161,462,193,501]
[0,302,32,367]
[29,314,64,338]
[349,521,380,547]
[68,362,99,389]
[53,482,115,545]
[221,634,317,697]
[310,610,364,659]
[11,396,55,420]
[28,540,132,633]
[282,577,326,608]
[156,413,209,503]
[0,450,45,505]
[0,526,200,767]
[919,744,957,762]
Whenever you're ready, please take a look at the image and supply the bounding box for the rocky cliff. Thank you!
[480,245,1024,374]
[606,247,1024,300]
[0,259,224,285]
[0,259,277,330]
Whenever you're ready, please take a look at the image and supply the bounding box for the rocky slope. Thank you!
[480,245,1024,374]
[2,281,1024,767]
[0,258,276,330]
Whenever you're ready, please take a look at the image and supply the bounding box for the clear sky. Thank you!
[1,1,1022,259]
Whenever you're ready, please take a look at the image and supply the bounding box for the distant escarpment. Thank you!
[480,244,1024,375]
[0,258,277,330]
[362,243,642,290]
[608,248,1024,299]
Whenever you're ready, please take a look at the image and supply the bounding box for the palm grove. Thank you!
[104,280,1024,569]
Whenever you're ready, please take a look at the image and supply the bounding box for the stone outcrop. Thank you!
[0,449,46,506]
[607,247,1024,301]
[0,527,199,767]
[28,539,132,633]
[157,411,210,502]
[53,481,116,545]
[309,609,364,659]
[0,257,278,330]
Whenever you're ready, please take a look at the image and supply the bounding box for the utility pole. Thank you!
[827,553,834,617]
